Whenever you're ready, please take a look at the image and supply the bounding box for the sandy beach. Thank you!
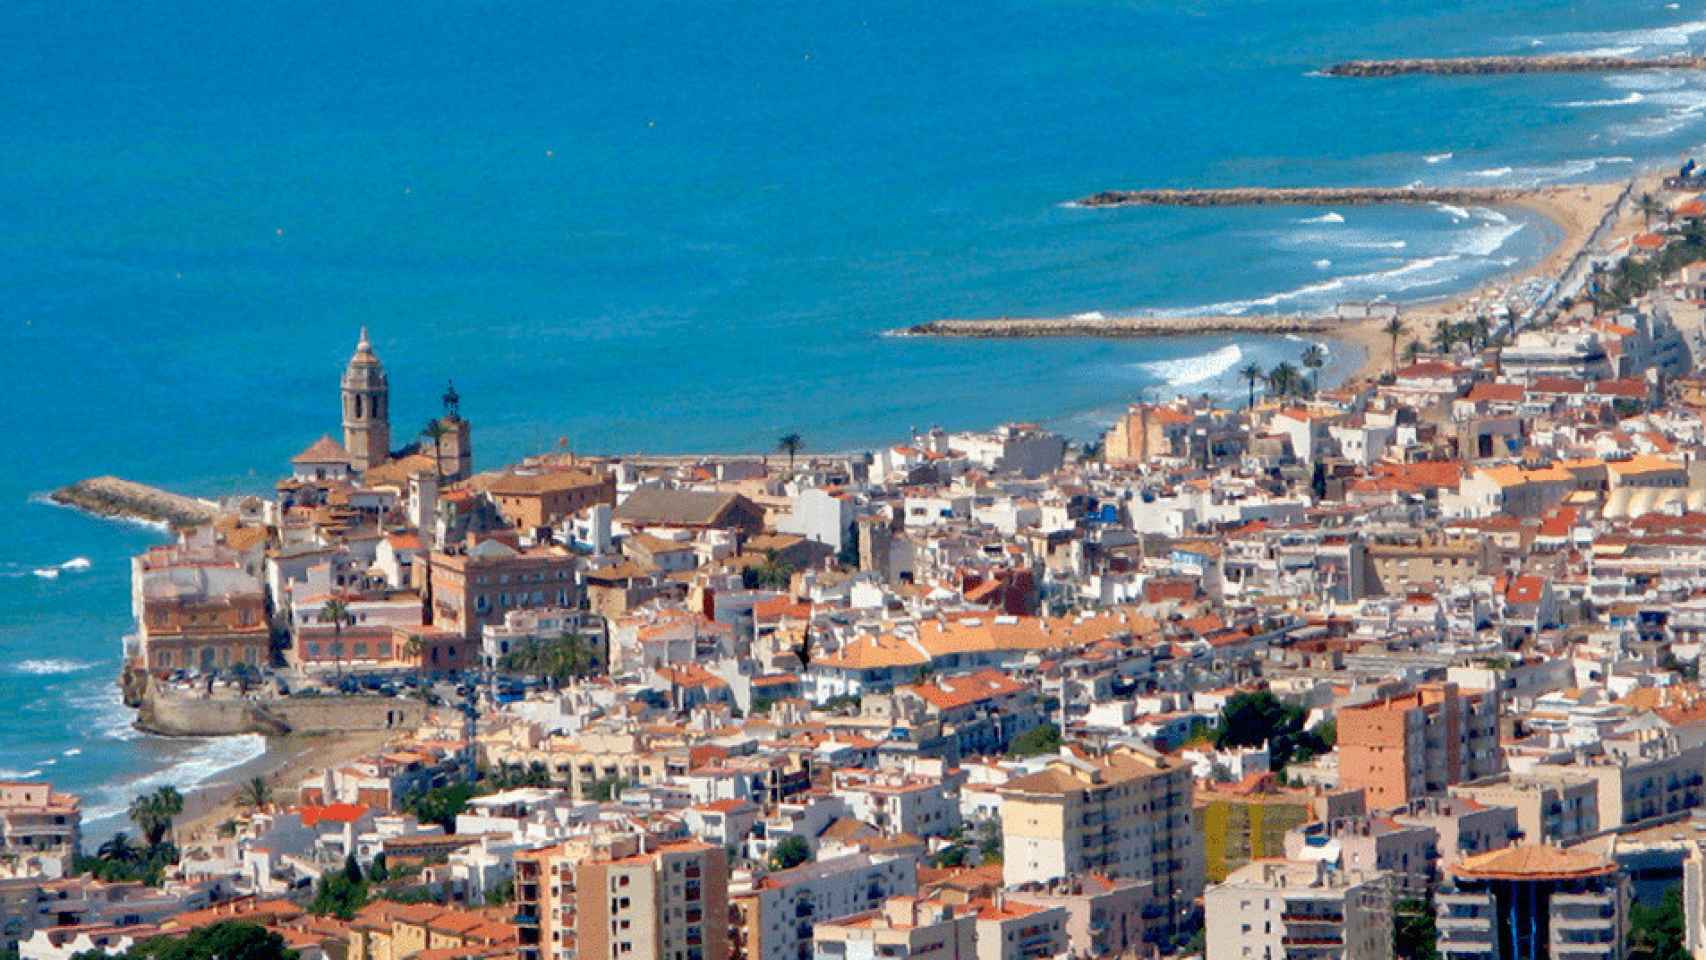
[1335,177,1650,382]
[169,729,399,845]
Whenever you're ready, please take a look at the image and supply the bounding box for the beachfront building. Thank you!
[133,565,270,672]
[731,852,920,960]
[0,783,80,879]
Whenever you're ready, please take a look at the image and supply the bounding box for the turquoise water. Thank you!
[4,0,1706,830]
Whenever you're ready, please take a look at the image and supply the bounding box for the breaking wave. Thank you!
[13,659,96,676]
[1137,343,1245,388]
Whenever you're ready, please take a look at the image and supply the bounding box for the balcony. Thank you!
[1282,913,1344,924]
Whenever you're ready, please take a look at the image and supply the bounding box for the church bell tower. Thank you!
[341,327,391,473]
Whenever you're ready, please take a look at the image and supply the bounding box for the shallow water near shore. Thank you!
[6,0,1706,821]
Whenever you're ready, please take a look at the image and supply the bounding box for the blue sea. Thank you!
[5,0,1706,833]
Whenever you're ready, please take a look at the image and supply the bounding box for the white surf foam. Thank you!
[1313,258,1333,269]
[1137,343,1245,388]
[1425,152,1454,164]
[1342,240,1409,250]
[1299,211,1345,224]
[1435,203,1472,221]
[0,769,42,780]
[1558,91,1646,108]
[58,557,91,572]
[62,749,81,757]
[14,659,96,676]
[1471,166,1514,178]
[31,568,58,580]
[84,734,268,823]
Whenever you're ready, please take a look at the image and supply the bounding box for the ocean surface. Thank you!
[5,0,1706,834]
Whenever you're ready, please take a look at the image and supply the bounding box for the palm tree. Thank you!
[1637,192,1663,229]
[98,832,140,863]
[128,786,183,848]
[237,776,272,811]
[752,549,795,590]
[421,419,449,481]
[776,433,803,471]
[1431,322,1456,355]
[1470,315,1491,351]
[1239,361,1264,410]
[318,598,354,677]
[1383,317,1407,376]
[1404,339,1424,363]
[1266,362,1302,399]
[401,632,426,668]
[1300,344,1327,394]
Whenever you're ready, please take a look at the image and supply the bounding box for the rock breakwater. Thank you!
[1324,55,1706,77]
[897,315,1333,338]
[1077,187,1522,208]
[51,476,220,528]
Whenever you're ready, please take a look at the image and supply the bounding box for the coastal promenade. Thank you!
[1323,54,1706,77]
[1076,186,1523,209]
[896,314,1333,338]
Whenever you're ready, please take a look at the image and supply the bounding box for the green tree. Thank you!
[128,786,183,848]
[777,433,803,470]
[1630,885,1688,960]
[421,419,450,481]
[1637,192,1664,229]
[1240,361,1264,410]
[309,871,367,920]
[1266,362,1303,398]
[768,835,811,871]
[237,776,272,811]
[1393,897,1438,960]
[485,877,516,907]
[93,921,297,960]
[318,598,354,677]
[588,777,631,803]
[747,550,795,591]
[403,782,476,831]
[98,832,141,863]
[1383,317,1407,376]
[977,819,1003,864]
[1007,723,1062,758]
[1300,343,1327,394]
[343,853,364,885]
[1214,691,1329,771]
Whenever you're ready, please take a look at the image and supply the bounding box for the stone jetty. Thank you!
[1324,55,1706,78]
[897,315,1333,339]
[51,476,221,528]
[1077,186,1522,209]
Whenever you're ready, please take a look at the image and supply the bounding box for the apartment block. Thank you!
[576,841,729,960]
[812,897,976,960]
[1436,846,1624,960]
[1338,683,1502,808]
[731,852,919,960]
[1205,859,1393,960]
[997,745,1200,940]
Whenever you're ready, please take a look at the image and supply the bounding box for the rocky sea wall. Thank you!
[1324,55,1706,77]
[896,315,1335,338]
[50,476,220,528]
[1076,186,1523,208]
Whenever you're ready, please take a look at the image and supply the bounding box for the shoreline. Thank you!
[897,178,1638,391]
[1336,177,1642,382]
[81,729,403,847]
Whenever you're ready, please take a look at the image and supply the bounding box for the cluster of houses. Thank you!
[32,219,1706,960]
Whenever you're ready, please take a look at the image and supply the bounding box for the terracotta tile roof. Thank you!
[293,435,352,464]
[1451,844,1615,881]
